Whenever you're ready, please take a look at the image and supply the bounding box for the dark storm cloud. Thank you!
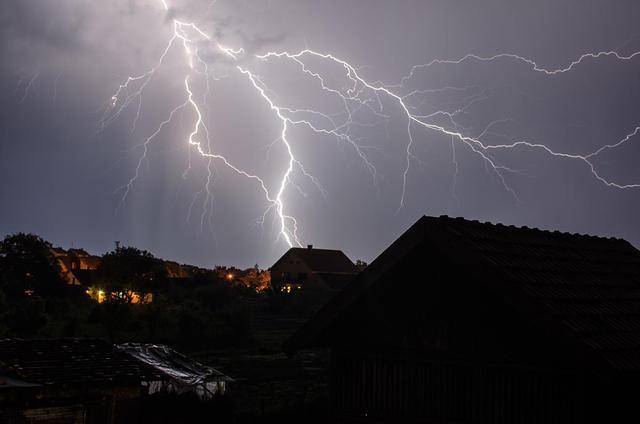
[0,1,83,49]
[1,0,640,268]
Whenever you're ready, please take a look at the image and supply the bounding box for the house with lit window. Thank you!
[270,245,359,293]
[286,215,640,423]
[51,247,101,286]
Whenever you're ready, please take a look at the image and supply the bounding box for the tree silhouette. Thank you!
[97,246,167,303]
[0,233,66,298]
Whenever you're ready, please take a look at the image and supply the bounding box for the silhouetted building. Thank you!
[286,215,640,423]
[0,339,232,423]
[270,245,358,293]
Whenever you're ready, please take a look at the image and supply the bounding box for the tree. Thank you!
[96,246,167,304]
[238,267,271,292]
[0,233,66,298]
[5,297,48,337]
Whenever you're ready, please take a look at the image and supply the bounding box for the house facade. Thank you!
[270,245,359,293]
[286,216,640,423]
[51,248,101,286]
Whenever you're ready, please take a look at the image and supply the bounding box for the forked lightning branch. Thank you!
[102,0,640,248]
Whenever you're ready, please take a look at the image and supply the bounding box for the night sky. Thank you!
[1,0,640,268]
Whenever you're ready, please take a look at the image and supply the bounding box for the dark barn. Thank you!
[286,216,640,423]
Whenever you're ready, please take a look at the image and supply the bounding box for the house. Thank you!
[51,247,101,286]
[0,338,160,423]
[270,245,359,293]
[285,215,640,423]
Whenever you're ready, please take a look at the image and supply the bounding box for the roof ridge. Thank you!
[290,247,347,251]
[430,214,627,244]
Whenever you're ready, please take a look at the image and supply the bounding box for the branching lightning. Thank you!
[103,0,640,248]
[393,51,640,88]
[16,71,39,103]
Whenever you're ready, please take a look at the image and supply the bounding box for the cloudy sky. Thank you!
[1,0,640,268]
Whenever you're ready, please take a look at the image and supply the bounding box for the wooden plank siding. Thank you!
[331,351,582,423]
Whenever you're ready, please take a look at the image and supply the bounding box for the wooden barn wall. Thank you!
[323,239,590,423]
[331,350,582,424]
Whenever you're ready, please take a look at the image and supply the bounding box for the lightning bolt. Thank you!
[393,50,640,88]
[256,48,640,203]
[104,0,640,249]
[16,71,39,103]
[105,1,306,247]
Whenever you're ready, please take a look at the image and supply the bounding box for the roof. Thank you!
[67,248,90,256]
[0,375,41,390]
[286,215,640,374]
[0,338,160,387]
[50,247,67,256]
[272,247,358,274]
[117,343,232,386]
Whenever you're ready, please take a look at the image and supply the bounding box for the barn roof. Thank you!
[271,247,358,275]
[0,338,160,387]
[285,215,640,373]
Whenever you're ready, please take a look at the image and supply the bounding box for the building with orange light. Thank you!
[270,245,359,293]
[51,247,101,286]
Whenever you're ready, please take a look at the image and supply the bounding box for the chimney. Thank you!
[307,244,313,250]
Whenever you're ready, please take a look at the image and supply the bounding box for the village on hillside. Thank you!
[0,230,363,422]
[2,215,640,423]
[5,0,640,421]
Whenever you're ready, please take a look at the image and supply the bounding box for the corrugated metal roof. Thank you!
[117,343,232,385]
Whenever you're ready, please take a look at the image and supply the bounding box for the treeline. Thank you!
[0,233,258,348]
